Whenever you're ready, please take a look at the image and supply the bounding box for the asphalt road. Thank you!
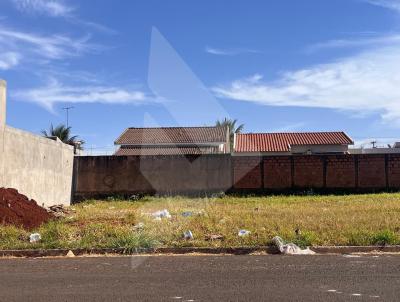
[0,254,399,301]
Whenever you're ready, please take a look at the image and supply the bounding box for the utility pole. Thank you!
[62,106,74,128]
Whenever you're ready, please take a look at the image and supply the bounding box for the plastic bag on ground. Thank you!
[238,230,251,237]
[183,230,194,240]
[29,233,41,243]
[272,236,315,255]
[152,209,171,220]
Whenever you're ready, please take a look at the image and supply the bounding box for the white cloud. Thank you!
[205,46,261,56]
[364,0,400,12]
[306,34,400,53]
[0,27,95,59]
[11,0,74,17]
[9,0,116,34]
[0,26,97,68]
[0,52,20,69]
[213,44,400,125]
[12,78,152,110]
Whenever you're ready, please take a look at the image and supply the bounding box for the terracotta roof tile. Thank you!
[235,132,353,152]
[115,146,221,156]
[115,126,227,145]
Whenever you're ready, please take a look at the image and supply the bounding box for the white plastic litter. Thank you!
[238,230,251,237]
[133,222,145,231]
[181,211,193,217]
[272,236,315,255]
[184,230,194,240]
[152,209,171,220]
[29,233,41,243]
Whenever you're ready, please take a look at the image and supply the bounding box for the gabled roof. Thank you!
[115,126,228,145]
[115,146,222,156]
[235,132,353,153]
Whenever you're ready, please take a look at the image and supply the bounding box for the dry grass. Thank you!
[1,193,400,250]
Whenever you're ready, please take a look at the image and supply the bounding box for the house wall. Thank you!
[0,81,74,207]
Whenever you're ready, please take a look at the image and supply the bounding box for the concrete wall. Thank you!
[73,155,232,199]
[0,80,74,207]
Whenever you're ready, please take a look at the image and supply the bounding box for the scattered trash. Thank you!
[181,211,193,217]
[211,192,226,199]
[152,209,171,220]
[47,204,72,218]
[129,194,143,201]
[272,236,315,255]
[133,222,145,231]
[29,233,41,243]
[108,206,115,210]
[183,230,194,240]
[205,234,224,241]
[238,230,251,237]
[66,250,75,257]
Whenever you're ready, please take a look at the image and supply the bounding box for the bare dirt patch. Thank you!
[0,188,53,230]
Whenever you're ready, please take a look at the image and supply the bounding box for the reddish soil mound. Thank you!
[0,188,53,230]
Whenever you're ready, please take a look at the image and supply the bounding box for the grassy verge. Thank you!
[2,193,400,250]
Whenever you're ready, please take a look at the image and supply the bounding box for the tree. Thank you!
[41,124,84,150]
[215,118,244,149]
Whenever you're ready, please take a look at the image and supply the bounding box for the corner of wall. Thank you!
[0,79,6,187]
[0,79,6,128]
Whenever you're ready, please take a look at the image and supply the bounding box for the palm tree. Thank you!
[215,118,244,149]
[41,124,84,150]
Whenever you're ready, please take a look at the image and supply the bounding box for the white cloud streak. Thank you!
[0,26,97,68]
[364,0,400,12]
[0,52,20,69]
[213,43,400,125]
[11,0,74,17]
[205,46,261,56]
[306,34,400,53]
[13,78,152,110]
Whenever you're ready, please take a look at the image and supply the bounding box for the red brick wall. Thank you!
[263,157,292,189]
[233,157,262,189]
[293,156,324,188]
[388,154,400,188]
[358,155,386,188]
[326,155,355,188]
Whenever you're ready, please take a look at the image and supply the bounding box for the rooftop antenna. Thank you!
[371,140,377,148]
[62,106,74,128]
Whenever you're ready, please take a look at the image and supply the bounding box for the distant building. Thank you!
[234,132,353,155]
[114,126,230,156]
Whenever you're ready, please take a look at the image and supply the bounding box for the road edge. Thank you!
[1,245,400,258]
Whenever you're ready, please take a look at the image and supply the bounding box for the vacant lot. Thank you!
[2,193,400,250]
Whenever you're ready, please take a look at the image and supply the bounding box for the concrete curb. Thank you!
[1,245,399,258]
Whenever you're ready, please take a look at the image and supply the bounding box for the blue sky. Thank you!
[1,0,400,153]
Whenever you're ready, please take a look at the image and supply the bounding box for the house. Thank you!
[233,131,353,155]
[114,126,230,155]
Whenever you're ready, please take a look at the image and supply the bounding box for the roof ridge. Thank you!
[127,126,224,129]
[238,131,347,135]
